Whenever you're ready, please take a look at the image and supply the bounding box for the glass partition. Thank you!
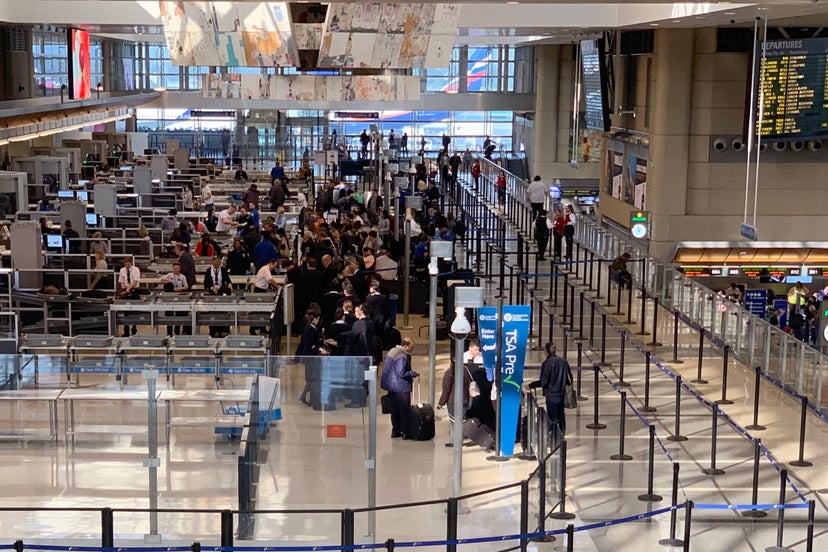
[576,216,828,413]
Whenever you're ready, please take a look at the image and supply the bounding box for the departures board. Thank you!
[755,37,828,141]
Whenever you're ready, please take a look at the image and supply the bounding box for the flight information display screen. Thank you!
[581,39,611,132]
[754,37,828,140]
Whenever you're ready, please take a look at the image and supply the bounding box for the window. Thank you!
[32,28,68,97]
[90,40,103,90]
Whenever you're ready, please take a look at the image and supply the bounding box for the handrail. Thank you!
[576,215,828,415]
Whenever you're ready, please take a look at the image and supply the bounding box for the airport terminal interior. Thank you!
[0,0,828,550]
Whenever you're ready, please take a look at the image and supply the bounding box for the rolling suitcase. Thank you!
[405,381,435,441]
[463,417,495,449]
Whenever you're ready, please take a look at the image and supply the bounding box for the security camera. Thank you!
[730,19,736,24]
[772,141,786,152]
[790,141,804,152]
[808,140,822,152]
[450,307,471,339]
[731,139,744,152]
[759,142,768,151]
[713,138,727,152]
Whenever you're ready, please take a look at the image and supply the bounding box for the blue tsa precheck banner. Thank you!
[499,305,531,456]
[477,306,498,382]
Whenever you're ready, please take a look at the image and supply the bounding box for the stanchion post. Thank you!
[659,463,684,547]
[445,496,458,552]
[790,395,813,467]
[605,267,613,307]
[519,480,529,552]
[549,439,575,521]
[641,351,657,413]
[637,425,663,502]
[670,311,683,363]
[386,538,395,551]
[626,283,635,325]
[595,259,604,299]
[614,283,624,315]
[610,392,633,461]
[589,299,596,347]
[102,507,114,549]
[636,286,650,336]
[742,438,768,518]
[341,509,355,550]
[647,297,663,346]
[702,407,725,475]
[617,333,630,387]
[692,331,708,384]
[586,365,606,430]
[746,366,766,431]
[599,313,611,366]
[577,292,585,340]
[716,345,733,405]
[682,501,694,552]
[667,376,687,442]
[220,509,234,548]
[806,500,815,552]
[588,251,594,290]
[576,343,586,401]
[192,542,201,552]
[768,468,790,552]
[566,524,575,552]
[568,282,575,329]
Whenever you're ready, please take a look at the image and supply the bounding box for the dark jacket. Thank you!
[296,322,322,356]
[345,317,373,356]
[203,266,232,293]
[529,354,572,401]
[380,345,417,393]
[438,363,472,407]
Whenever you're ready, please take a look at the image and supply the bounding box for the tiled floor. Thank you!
[1,215,828,550]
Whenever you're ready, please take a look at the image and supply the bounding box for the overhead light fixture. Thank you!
[152,86,167,92]
[725,11,736,15]
[672,20,681,23]
[650,23,659,26]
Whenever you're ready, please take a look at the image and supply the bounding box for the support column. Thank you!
[533,45,561,178]
[647,29,693,260]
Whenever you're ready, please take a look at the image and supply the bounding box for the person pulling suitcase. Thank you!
[380,338,419,438]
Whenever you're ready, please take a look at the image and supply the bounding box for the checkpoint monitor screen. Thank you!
[46,234,64,250]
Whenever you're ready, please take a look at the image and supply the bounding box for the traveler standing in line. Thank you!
[564,204,576,259]
[471,158,482,191]
[174,241,197,289]
[526,175,547,222]
[297,310,325,407]
[401,132,409,155]
[181,184,194,211]
[380,338,418,438]
[495,170,507,208]
[534,208,551,261]
[528,342,572,439]
[360,130,370,159]
[200,178,214,212]
[437,359,472,447]
[552,208,565,261]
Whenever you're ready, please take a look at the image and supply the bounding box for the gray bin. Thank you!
[72,334,113,348]
[24,334,64,347]
[224,335,264,349]
[129,334,169,348]
[173,335,213,348]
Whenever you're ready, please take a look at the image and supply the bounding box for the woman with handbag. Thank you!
[528,342,573,439]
